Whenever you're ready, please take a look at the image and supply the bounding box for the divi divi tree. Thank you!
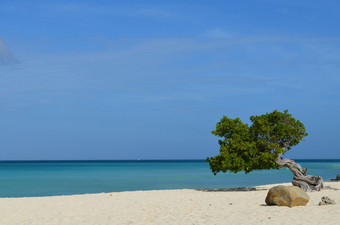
[207,110,323,192]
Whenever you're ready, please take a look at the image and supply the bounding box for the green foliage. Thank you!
[207,110,308,175]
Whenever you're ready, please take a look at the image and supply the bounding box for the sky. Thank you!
[0,0,339,160]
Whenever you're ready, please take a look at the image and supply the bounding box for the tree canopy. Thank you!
[207,110,308,174]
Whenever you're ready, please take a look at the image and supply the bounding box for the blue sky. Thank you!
[1,0,339,160]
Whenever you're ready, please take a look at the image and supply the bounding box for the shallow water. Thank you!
[0,160,339,197]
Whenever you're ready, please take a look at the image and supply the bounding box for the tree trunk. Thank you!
[275,154,323,192]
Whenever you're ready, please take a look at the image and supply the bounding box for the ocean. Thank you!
[0,160,339,197]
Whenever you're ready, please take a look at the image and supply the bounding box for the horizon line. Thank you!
[1,159,340,162]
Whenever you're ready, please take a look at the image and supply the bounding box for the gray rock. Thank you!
[319,196,336,206]
[330,174,340,181]
[265,185,309,207]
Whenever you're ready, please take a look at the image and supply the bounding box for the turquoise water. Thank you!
[0,160,339,197]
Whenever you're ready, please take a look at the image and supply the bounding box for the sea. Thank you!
[0,160,339,197]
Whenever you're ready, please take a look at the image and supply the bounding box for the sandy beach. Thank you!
[0,181,339,225]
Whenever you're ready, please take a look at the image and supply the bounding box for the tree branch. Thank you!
[275,153,323,191]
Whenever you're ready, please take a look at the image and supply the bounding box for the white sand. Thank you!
[1,182,340,225]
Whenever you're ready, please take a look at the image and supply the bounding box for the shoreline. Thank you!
[0,182,293,199]
[1,180,337,199]
[0,181,339,224]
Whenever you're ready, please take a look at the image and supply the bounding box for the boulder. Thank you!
[265,185,309,207]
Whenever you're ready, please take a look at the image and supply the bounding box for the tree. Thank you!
[207,110,323,192]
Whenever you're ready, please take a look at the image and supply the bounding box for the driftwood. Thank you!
[275,154,323,192]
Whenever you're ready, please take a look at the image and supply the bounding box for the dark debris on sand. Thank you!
[197,187,257,192]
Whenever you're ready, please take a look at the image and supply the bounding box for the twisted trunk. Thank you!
[275,154,323,192]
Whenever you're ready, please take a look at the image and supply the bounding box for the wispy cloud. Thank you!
[1,33,339,110]
[0,38,18,65]
[40,2,177,19]
[135,7,176,18]
[202,28,233,39]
